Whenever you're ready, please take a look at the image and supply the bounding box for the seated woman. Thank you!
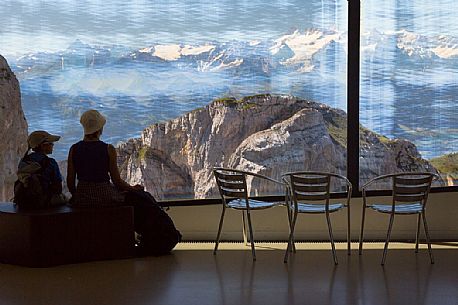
[67,109,142,206]
[67,109,181,255]
[14,130,66,208]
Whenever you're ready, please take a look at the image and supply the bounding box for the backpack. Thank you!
[13,154,53,209]
[125,190,182,256]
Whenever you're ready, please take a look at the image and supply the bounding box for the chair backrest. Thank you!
[283,172,332,207]
[392,173,434,206]
[213,168,249,203]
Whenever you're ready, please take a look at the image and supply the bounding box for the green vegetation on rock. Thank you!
[214,94,270,110]
[325,114,393,149]
[214,97,238,106]
[138,147,149,161]
[325,115,347,148]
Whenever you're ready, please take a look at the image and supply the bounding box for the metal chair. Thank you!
[358,172,438,265]
[282,172,352,264]
[213,168,287,261]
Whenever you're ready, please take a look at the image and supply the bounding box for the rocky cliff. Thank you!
[0,53,445,202]
[117,94,441,199]
[0,55,28,201]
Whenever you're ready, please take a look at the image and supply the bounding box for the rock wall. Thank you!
[117,94,442,199]
[0,55,28,201]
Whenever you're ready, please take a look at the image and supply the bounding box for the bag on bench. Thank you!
[125,190,182,256]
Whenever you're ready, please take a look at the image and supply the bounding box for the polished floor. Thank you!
[0,242,457,305]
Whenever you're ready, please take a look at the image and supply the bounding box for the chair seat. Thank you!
[369,202,423,214]
[227,199,281,210]
[295,202,344,213]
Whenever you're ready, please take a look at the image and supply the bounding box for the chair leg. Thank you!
[242,211,249,246]
[214,206,226,255]
[415,213,421,253]
[326,212,338,265]
[381,214,395,265]
[422,212,435,264]
[292,211,298,252]
[284,210,298,263]
[347,205,351,255]
[359,206,367,255]
[246,209,256,261]
[286,206,296,253]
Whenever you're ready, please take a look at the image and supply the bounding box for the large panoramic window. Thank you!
[360,1,458,188]
[0,1,348,199]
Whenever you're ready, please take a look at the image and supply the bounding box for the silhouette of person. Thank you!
[16,130,66,207]
[67,109,180,256]
[67,109,142,206]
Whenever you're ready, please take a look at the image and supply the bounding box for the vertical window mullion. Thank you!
[347,0,361,195]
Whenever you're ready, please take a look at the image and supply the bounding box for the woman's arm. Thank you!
[107,144,141,192]
[67,146,76,195]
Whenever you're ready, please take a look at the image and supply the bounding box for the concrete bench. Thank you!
[0,202,135,267]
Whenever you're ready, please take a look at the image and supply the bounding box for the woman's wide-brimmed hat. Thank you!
[80,109,106,135]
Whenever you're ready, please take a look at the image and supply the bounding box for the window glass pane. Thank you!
[360,1,458,188]
[1,0,347,199]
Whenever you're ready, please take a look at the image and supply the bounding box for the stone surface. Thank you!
[0,55,28,201]
[117,94,442,199]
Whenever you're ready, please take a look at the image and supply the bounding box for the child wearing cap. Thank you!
[16,130,65,206]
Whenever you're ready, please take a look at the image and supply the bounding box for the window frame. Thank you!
[348,0,458,196]
[160,0,458,205]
